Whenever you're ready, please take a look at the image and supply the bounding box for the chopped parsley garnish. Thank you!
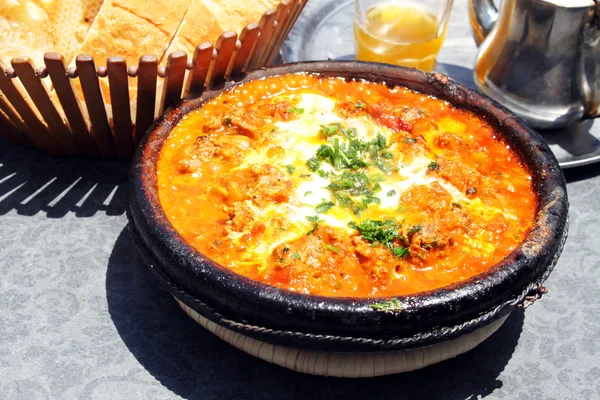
[356,102,366,109]
[371,132,387,152]
[324,244,340,253]
[285,165,295,175]
[362,195,381,207]
[328,170,381,196]
[371,298,404,312]
[306,157,320,172]
[288,107,304,114]
[306,124,399,216]
[291,252,301,260]
[407,225,422,236]
[306,215,321,235]
[418,109,425,115]
[428,161,440,171]
[316,169,329,178]
[403,137,417,144]
[386,189,397,197]
[315,200,335,214]
[319,123,342,137]
[341,127,357,139]
[332,192,379,216]
[348,218,409,258]
[304,191,313,196]
[406,225,422,242]
[315,139,368,170]
[311,131,392,172]
[223,117,232,126]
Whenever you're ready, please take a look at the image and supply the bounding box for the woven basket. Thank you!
[175,298,509,377]
[0,0,305,160]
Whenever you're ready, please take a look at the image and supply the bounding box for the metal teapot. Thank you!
[469,0,600,129]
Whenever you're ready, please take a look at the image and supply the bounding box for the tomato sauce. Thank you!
[157,74,537,297]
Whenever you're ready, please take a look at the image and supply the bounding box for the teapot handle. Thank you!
[580,5,600,119]
[469,0,499,46]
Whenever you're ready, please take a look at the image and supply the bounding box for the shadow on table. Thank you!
[107,227,525,400]
[563,163,600,183]
[0,139,128,217]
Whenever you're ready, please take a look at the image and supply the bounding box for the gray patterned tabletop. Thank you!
[2,2,600,399]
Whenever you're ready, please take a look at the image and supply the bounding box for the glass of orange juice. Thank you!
[354,0,453,71]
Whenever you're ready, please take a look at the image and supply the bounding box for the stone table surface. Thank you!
[1,1,600,399]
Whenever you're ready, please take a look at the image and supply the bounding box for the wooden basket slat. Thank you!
[0,94,31,145]
[230,24,261,75]
[211,32,238,83]
[265,1,292,65]
[274,0,306,60]
[75,55,115,158]
[254,9,281,68]
[0,61,61,154]
[107,57,134,160]
[0,107,28,145]
[135,55,159,145]
[0,4,303,159]
[11,58,79,156]
[184,43,215,98]
[44,53,98,157]
[160,51,188,113]
[249,9,279,70]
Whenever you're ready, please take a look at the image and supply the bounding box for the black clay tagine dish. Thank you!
[127,61,568,377]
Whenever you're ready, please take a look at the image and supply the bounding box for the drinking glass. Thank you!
[354,0,454,71]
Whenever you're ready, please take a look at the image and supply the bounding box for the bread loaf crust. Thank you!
[32,0,104,63]
[162,0,222,60]
[74,0,192,102]
[0,1,56,66]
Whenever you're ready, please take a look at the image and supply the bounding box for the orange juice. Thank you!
[354,3,447,71]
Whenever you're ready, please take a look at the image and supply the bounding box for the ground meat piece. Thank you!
[223,200,256,233]
[433,131,470,156]
[352,236,391,262]
[176,135,249,174]
[202,115,223,132]
[176,135,220,174]
[220,108,265,139]
[247,164,292,204]
[402,107,424,122]
[405,224,452,262]
[224,164,292,206]
[400,182,455,214]
[366,103,421,133]
[257,101,300,121]
[336,100,364,118]
[351,236,398,288]
[437,157,482,193]
[265,226,362,295]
